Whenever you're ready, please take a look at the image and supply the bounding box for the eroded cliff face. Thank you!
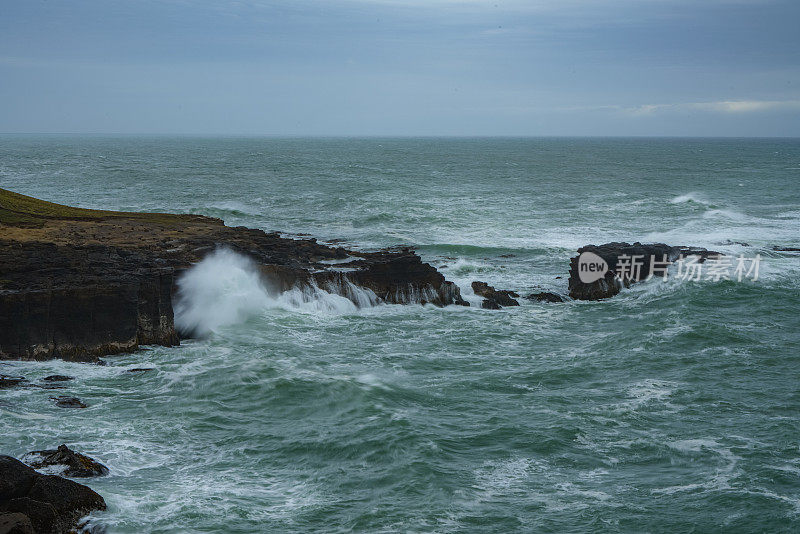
[1,242,177,361]
[0,188,466,361]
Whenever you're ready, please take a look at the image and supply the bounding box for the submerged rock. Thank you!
[773,246,800,252]
[50,397,86,409]
[568,242,721,300]
[471,281,520,309]
[125,368,154,373]
[42,376,73,382]
[22,445,108,478]
[524,291,566,303]
[0,376,26,389]
[0,455,105,534]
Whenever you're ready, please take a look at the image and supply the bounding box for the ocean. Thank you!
[1,136,799,532]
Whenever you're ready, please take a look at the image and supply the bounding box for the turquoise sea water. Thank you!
[1,136,800,533]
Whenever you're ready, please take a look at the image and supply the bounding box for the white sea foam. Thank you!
[621,378,679,413]
[317,256,357,265]
[638,190,800,256]
[275,280,378,314]
[466,457,616,518]
[652,438,742,495]
[701,208,752,222]
[438,258,504,307]
[0,410,57,421]
[640,215,793,255]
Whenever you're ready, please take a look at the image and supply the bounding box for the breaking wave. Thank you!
[173,249,380,336]
[173,249,270,337]
[670,192,717,208]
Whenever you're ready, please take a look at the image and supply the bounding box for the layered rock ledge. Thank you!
[0,188,465,361]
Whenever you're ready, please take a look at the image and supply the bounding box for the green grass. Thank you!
[0,188,211,227]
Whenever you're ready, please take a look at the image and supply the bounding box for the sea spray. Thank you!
[173,248,270,337]
[173,249,383,335]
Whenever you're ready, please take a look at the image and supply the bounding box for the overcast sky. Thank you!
[1,0,799,136]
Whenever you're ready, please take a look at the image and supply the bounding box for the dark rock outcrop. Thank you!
[773,246,800,252]
[0,456,105,534]
[471,281,520,309]
[524,291,566,303]
[349,251,467,307]
[0,188,467,361]
[22,446,108,479]
[568,242,721,300]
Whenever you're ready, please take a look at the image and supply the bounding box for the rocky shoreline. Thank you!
[0,188,465,361]
[0,188,731,361]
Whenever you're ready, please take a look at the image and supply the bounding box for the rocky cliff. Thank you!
[0,188,465,361]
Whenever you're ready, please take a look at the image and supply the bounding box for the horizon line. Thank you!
[1,133,800,140]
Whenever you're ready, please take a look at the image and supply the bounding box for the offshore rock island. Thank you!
[0,188,465,361]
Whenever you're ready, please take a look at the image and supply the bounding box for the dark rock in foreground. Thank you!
[524,292,566,303]
[569,242,721,300]
[22,446,109,479]
[0,456,105,534]
[471,281,520,309]
[0,188,466,361]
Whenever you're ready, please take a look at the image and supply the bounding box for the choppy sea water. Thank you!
[1,136,800,533]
